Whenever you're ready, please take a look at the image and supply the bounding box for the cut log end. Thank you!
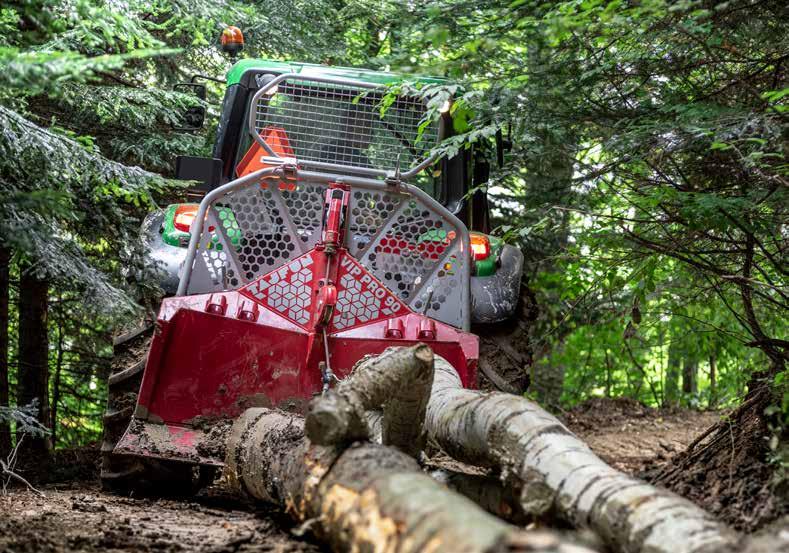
[224,406,595,553]
[305,392,367,446]
[224,346,737,553]
[413,342,435,365]
[306,344,435,457]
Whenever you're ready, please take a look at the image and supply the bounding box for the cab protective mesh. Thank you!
[253,79,439,174]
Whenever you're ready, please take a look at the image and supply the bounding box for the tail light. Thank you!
[174,204,199,233]
[470,232,491,261]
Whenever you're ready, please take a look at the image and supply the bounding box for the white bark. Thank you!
[425,357,740,553]
[305,345,433,457]
[224,408,596,553]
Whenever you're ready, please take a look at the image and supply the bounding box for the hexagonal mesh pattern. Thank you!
[347,190,403,255]
[354,197,467,327]
[186,179,327,295]
[281,183,326,247]
[185,177,467,329]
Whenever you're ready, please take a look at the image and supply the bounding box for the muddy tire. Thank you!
[101,325,204,495]
[473,281,538,394]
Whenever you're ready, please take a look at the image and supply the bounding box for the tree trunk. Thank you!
[425,356,740,553]
[308,346,531,525]
[364,410,530,524]
[225,408,592,553]
[0,247,10,458]
[50,313,64,448]
[16,265,51,457]
[265,346,592,552]
[682,359,698,400]
[305,345,433,457]
[664,338,682,407]
[708,354,717,408]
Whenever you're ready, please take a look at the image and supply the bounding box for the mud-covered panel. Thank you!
[115,420,223,466]
[140,309,313,425]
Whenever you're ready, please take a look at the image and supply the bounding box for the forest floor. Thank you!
[0,398,764,553]
[0,483,323,553]
[562,396,721,475]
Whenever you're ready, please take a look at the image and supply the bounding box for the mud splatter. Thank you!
[196,419,234,461]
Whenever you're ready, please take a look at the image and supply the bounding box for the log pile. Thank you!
[224,408,588,553]
[221,345,743,553]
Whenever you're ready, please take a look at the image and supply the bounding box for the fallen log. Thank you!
[306,344,434,457]
[429,468,529,525]
[425,356,741,553]
[224,407,595,553]
[363,408,528,524]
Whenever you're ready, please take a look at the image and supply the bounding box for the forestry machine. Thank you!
[102,46,523,492]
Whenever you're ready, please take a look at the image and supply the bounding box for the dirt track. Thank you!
[0,401,733,553]
[0,487,323,553]
[563,397,720,474]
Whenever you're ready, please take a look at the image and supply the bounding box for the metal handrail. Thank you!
[176,166,280,296]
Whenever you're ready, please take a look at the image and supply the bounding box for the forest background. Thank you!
[0,0,784,497]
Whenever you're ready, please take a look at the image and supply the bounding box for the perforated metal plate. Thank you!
[185,177,468,329]
[186,179,327,294]
[252,77,439,175]
[350,193,467,328]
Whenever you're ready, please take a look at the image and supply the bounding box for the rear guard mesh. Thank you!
[186,178,468,329]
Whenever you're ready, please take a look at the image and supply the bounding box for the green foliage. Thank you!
[0,0,356,447]
[362,0,787,407]
[0,105,165,311]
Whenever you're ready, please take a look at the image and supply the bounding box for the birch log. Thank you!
[306,344,434,457]
[425,357,740,553]
[429,468,529,524]
[364,408,528,524]
[224,408,595,553]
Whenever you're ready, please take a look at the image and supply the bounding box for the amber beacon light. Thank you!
[220,26,244,56]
